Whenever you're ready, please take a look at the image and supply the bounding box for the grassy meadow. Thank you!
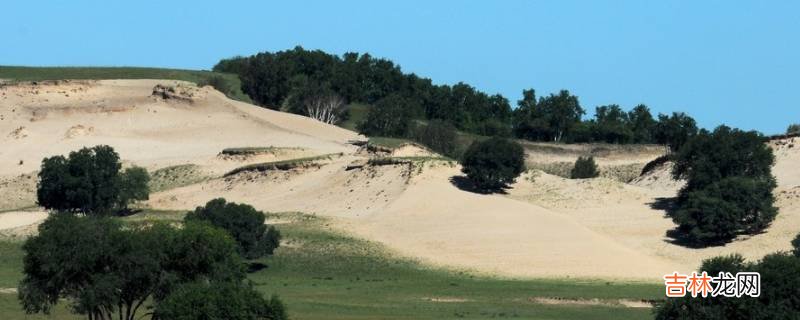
[0,210,662,320]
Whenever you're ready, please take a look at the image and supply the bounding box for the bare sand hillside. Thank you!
[1,79,798,281]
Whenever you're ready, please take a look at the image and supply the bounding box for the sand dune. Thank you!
[2,79,799,281]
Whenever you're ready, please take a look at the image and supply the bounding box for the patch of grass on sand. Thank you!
[368,137,414,149]
[0,211,662,319]
[148,164,209,193]
[224,153,341,177]
[0,66,251,103]
[220,146,304,156]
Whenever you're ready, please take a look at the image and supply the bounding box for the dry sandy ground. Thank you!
[1,79,799,281]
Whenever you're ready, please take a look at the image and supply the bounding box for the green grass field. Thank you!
[0,211,662,320]
[0,66,251,103]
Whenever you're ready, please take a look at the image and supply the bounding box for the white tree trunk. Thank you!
[305,94,345,124]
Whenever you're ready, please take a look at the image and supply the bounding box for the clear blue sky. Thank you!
[2,1,798,134]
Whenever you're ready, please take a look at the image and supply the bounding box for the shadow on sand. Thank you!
[449,176,510,195]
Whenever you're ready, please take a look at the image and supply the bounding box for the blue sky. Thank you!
[2,1,798,134]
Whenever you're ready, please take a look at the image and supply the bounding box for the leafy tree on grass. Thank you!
[185,198,281,260]
[37,145,121,215]
[460,137,525,191]
[37,145,150,215]
[154,281,287,320]
[671,126,777,245]
[17,214,284,320]
[116,166,150,211]
[570,156,599,179]
[655,249,800,319]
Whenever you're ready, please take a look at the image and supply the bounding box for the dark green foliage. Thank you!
[461,138,525,191]
[411,120,461,158]
[155,282,287,320]
[792,233,800,257]
[513,89,584,142]
[185,198,281,260]
[17,215,246,320]
[672,176,777,243]
[788,123,800,135]
[36,145,150,215]
[640,154,671,176]
[593,105,633,143]
[570,156,599,179]
[215,47,512,136]
[654,112,698,152]
[654,251,800,320]
[628,104,657,143]
[117,166,150,210]
[671,126,777,245]
[197,74,233,96]
[357,93,415,137]
[37,145,122,215]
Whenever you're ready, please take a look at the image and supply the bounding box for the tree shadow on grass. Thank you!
[449,176,509,195]
[247,262,269,273]
[115,208,143,217]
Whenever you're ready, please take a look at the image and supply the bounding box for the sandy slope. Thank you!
[2,79,799,281]
[0,80,357,177]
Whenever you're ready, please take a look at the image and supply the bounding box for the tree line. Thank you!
[214,46,699,151]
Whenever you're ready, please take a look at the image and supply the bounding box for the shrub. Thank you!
[655,251,800,320]
[197,75,232,96]
[460,137,525,191]
[671,126,777,245]
[570,156,599,179]
[185,198,281,259]
[155,282,287,320]
[412,120,460,158]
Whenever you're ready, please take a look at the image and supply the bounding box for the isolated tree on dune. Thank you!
[461,137,525,191]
